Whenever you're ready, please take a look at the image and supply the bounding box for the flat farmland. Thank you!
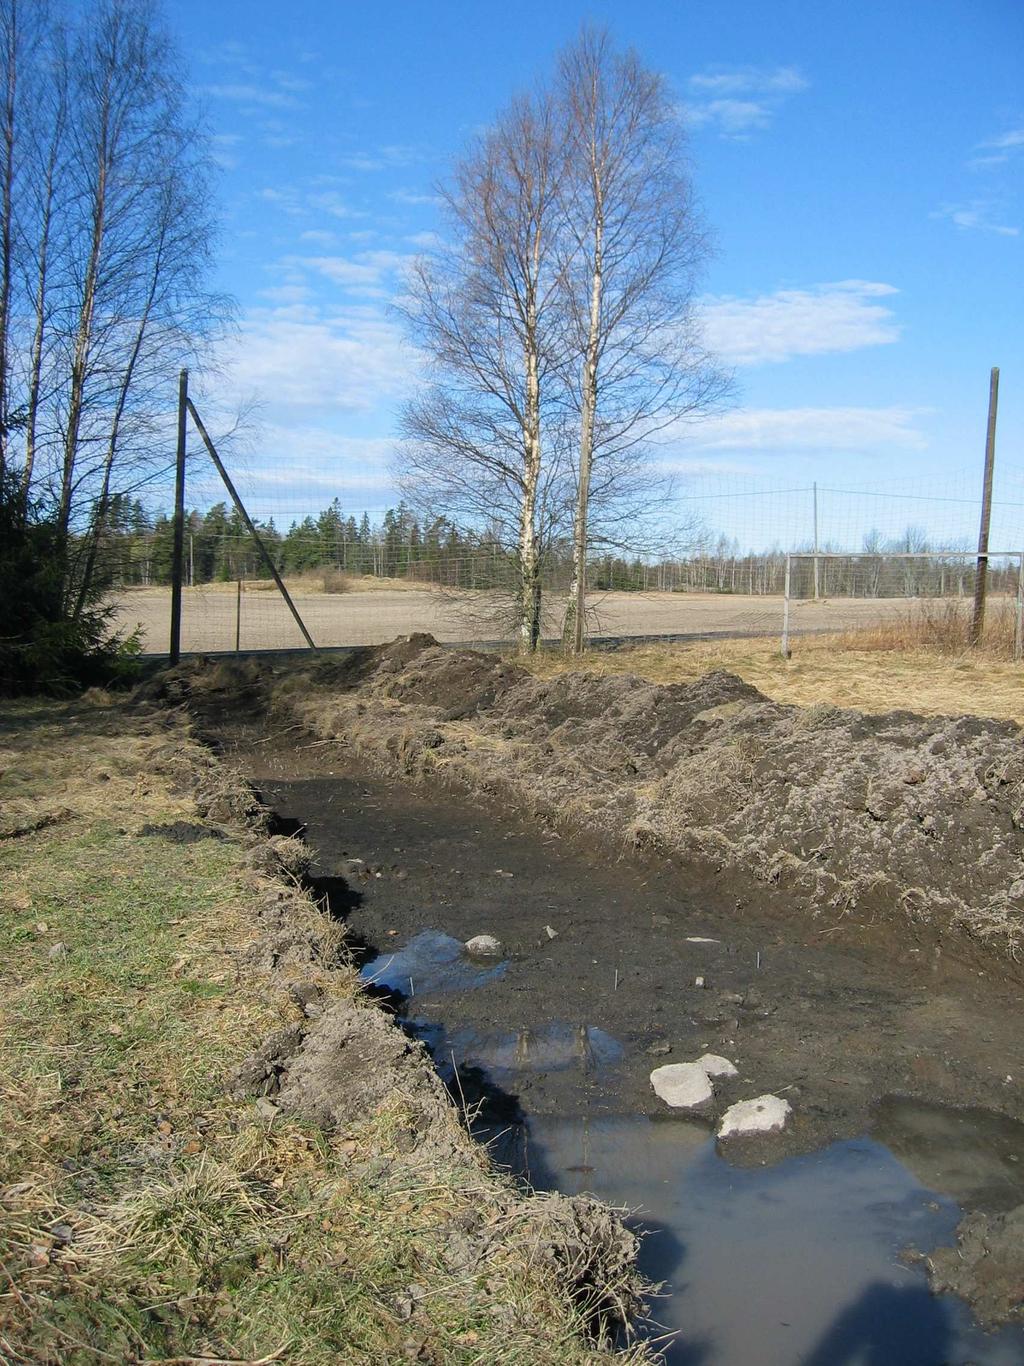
[110,583,928,654]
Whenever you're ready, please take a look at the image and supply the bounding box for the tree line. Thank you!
[94,497,1016,602]
[0,0,223,690]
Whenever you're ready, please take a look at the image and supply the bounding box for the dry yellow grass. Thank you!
[526,633,1024,726]
[0,696,645,1364]
[120,571,441,596]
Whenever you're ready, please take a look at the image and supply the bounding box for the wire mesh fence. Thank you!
[780,552,1024,660]
[100,434,1024,657]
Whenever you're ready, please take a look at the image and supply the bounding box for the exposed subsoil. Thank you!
[225,730,1024,1166]
[139,642,1024,1324]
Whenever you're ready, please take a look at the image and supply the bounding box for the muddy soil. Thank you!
[228,730,1024,1167]
[255,636,1024,963]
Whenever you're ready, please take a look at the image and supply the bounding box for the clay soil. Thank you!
[221,729,1024,1165]
[146,640,1024,1322]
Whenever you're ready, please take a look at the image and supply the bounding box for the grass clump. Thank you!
[0,695,645,1364]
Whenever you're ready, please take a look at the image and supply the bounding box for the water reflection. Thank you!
[360,929,507,995]
[413,1019,623,1078]
[874,1096,1024,1212]
[484,1114,1024,1366]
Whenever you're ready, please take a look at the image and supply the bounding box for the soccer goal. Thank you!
[779,550,1024,660]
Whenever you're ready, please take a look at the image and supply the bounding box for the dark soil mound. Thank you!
[275,645,1024,959]
[927,1205,1024,1326]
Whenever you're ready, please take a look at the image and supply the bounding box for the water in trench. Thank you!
[361,936,1024,1365]
[485,1109,1024,1366]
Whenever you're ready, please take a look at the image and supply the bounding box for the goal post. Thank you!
[780,549,1024,660]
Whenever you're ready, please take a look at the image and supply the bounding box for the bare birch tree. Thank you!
[397,91,568,651]
[0,0,224,611]
[556,27,728,652]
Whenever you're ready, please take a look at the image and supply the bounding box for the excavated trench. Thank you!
[225,727,1024,1365]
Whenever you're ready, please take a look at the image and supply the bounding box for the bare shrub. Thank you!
[322,570,350,595]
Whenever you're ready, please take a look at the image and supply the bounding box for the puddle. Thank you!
[874,1096,1024,1213]
[412,1019,623,1078]
[359,929,507,995]
[482,1113,1024,1366]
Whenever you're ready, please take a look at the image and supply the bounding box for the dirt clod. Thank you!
[926,1205,1024,1326]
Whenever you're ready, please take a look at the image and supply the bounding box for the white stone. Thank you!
[686,936,720,944]
[717,1094,791,1138]
[697,1053,738,1079]
[650,1063,714,1109]
[464,934,502,957]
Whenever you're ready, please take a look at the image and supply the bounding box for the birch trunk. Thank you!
[21,90,62,506]
[0,1,17,483]
[72,224,163,617]
[564,199,602,653]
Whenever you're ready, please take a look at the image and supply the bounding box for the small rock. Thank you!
[694,975,706,989]
[650,1062,714,1109]
[47,942,68,961]
[544,924,558,940]
[718,1094,791,1138]
[255,1098,280,1123]
[697,1053,738,1078]
[686,936,720,944]
[645,1041,672,1056]
[464,934,502,957]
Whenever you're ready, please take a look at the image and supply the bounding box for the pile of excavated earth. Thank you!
[151,633,1024,959]
[139,636,1024,1327]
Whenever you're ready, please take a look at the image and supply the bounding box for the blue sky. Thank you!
[170,0,1023,551]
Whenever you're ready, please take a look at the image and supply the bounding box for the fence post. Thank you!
[781,553,792,659]
[970,366,999,646]
[168,368,188,663]
[812,482,820,600]
[1015,551,1023,663]
[235,579,242,653]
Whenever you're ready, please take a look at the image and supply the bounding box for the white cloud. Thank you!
[211,132,242,170]
[309,190,358,219]
[684,65,808,138]
[931,201,1019,236]
[299,256,384,289]
[340,144,422,172]
[988,127,1024,150]
[678,406,928,454]
[205,82,297,110]
[299,229,340,247]
[258,284,312,306]
[218,307,417,415]
[968,126,1024,171]
[687,99,772,135]
[389,187,442,207]
[689,66,808,97]
[289,250,414,297]
[701,280,901,366]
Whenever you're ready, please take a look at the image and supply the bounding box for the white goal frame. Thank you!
[780,549,1024,660]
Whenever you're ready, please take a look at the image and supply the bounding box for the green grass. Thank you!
[0,696,640,1364]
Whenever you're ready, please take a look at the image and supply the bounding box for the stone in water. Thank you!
[464,934,502,958]
[718,1094,791,1137]
[650,1062,714,1109]
[697,1053,738,1078]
